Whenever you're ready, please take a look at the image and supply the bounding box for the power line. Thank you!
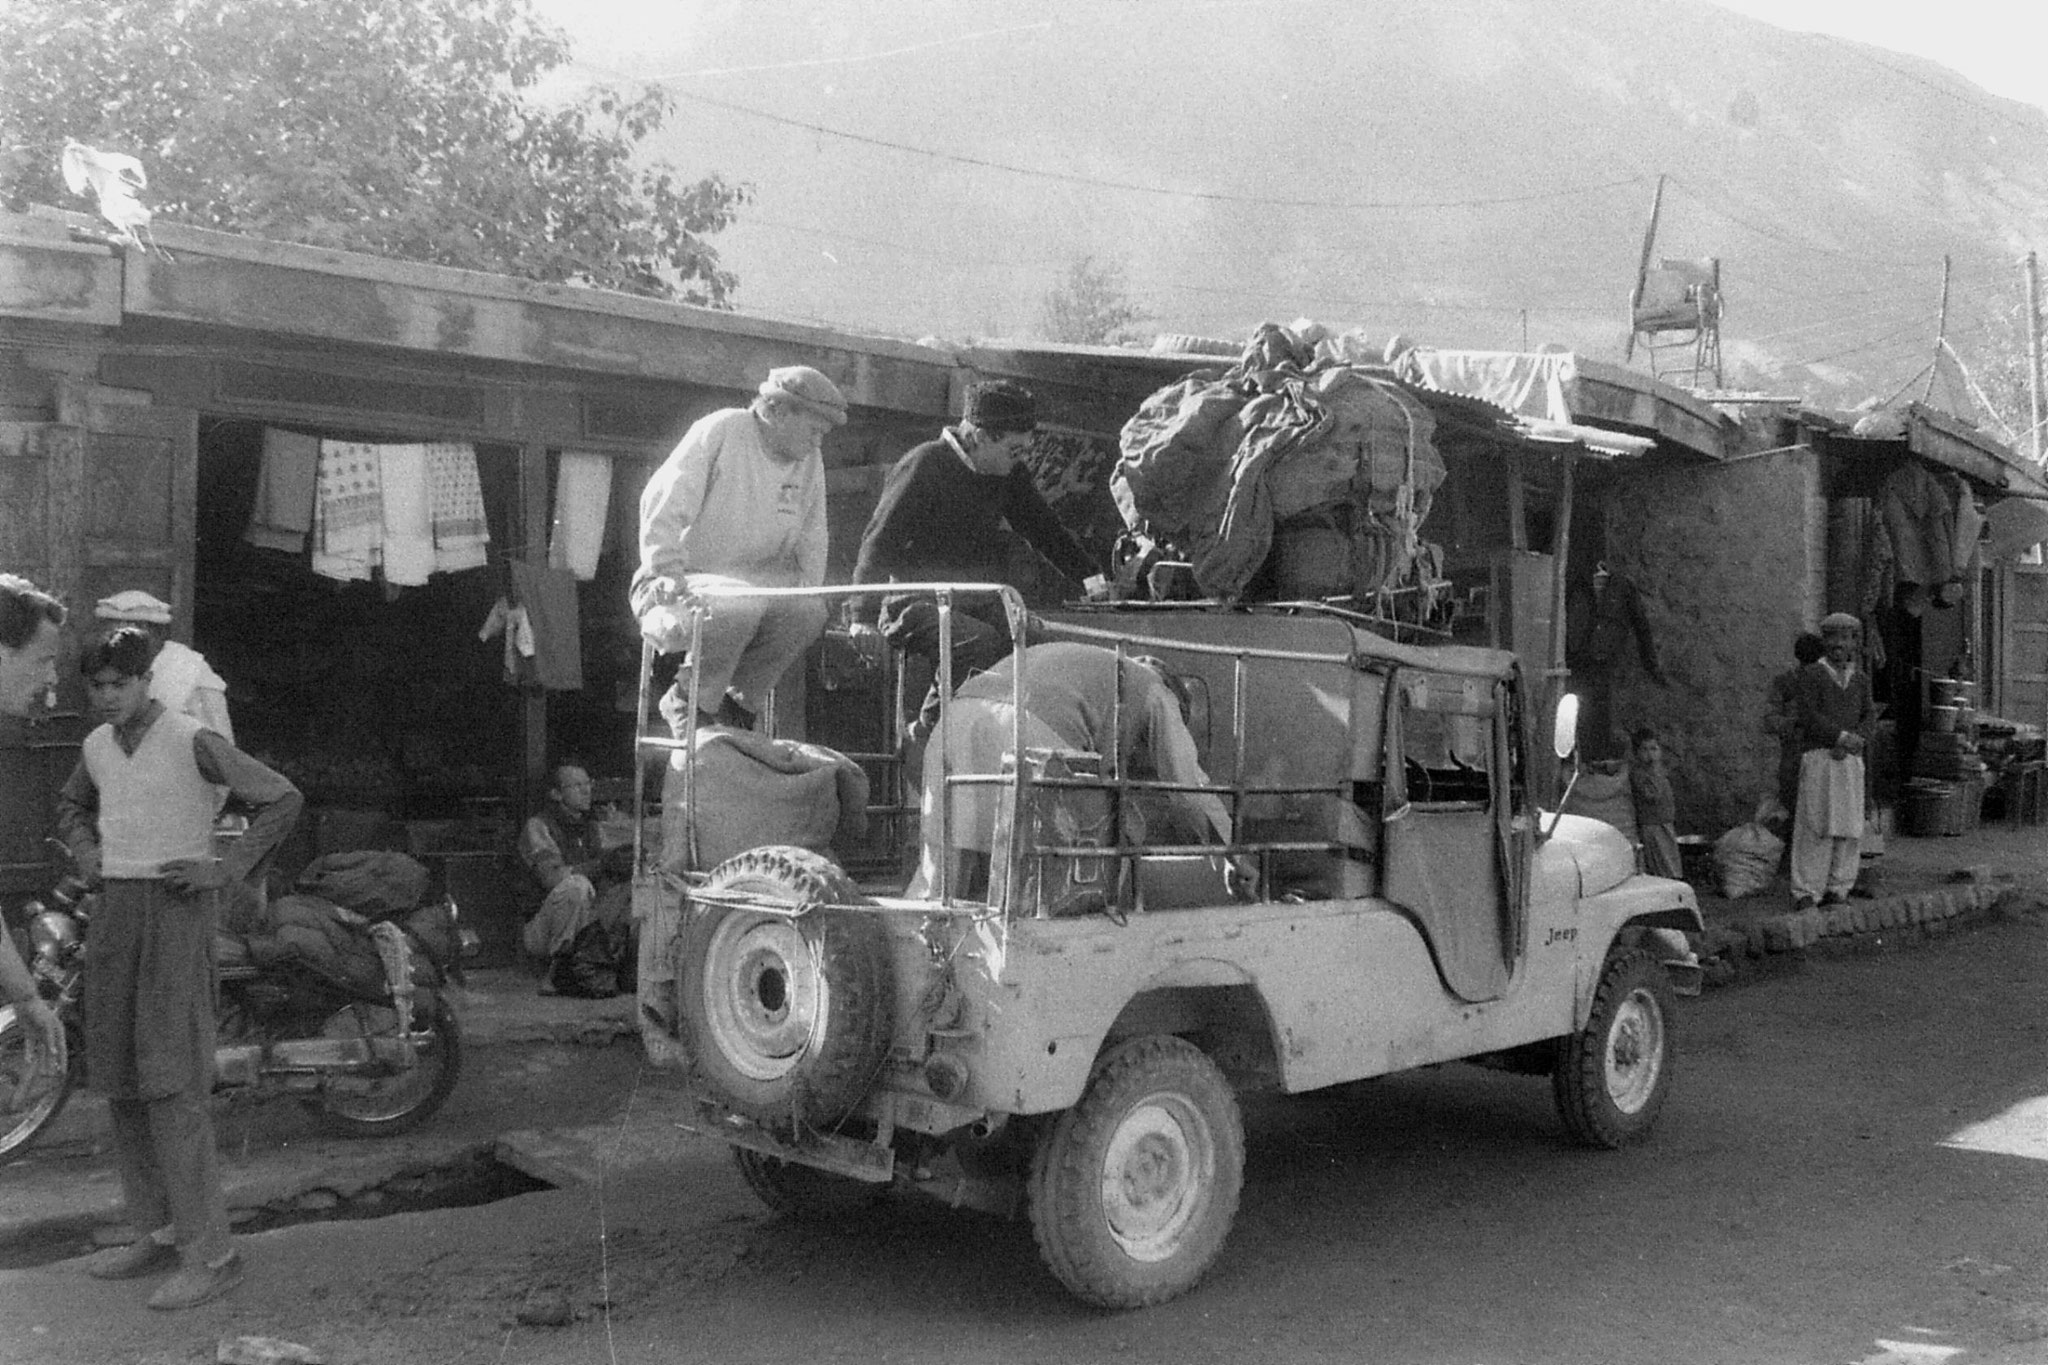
[1663,175,1941,270]
[1787,320,1929,368]
[1807,33,2047,134]
[670,90,1656,212]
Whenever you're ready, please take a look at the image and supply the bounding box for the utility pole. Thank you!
[2025,251,2045,464]
[1923,254,1952,405]
[1623,173,1666,366]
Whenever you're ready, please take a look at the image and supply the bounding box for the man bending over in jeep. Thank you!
[912,640,1252,901]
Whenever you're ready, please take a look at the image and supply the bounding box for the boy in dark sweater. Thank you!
[849,381,1100,740]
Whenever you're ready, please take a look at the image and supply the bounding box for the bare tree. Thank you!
[1038,255,1146,344]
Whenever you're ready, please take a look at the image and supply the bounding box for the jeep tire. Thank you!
[1553,947,1675,1148]
[1028,1035,1244,1309]
[680,846,892,1130]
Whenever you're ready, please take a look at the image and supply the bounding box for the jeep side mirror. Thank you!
[1545,694,1582,840]
[1552,693,1580,760]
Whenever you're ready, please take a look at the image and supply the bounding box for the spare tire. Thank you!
[679,846,893,1130]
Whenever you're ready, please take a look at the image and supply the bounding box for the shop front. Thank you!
[0,209,951,958]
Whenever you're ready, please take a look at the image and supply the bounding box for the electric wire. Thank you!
[671,89,1657,211]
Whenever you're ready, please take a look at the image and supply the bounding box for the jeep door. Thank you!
[1379,667,1524,1002]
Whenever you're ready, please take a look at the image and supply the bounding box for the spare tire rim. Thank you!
[1101,1093,1214,1263]
[703,913,821,1082]
[1604,987,1665,1115]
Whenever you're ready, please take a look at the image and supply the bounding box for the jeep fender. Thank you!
[1023,957,1274,1114]
[1572,877,1705,1025]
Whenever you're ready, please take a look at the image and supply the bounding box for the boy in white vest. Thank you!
[55,626,302,1310]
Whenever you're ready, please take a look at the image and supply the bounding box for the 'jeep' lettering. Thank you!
[1544,925,1579,946]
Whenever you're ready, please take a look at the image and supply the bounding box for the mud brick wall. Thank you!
[1598,447,1823,835]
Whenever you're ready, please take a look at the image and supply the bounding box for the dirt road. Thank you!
[8,904,2048,1364]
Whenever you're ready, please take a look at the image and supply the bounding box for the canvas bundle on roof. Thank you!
[1111,323,1446,604]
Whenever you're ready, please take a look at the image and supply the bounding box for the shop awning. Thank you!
[1395,347,1736,461]
[1812,402,2048,501]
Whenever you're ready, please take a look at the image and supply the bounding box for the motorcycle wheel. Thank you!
[0,1001,75,1162]
[311,992,463,1139]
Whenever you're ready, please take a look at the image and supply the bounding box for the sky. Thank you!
[1709,0,2047,110]
[534,0,2048,113]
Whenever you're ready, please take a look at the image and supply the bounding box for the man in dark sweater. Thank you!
[1788,613,1876,909]
[850,381,1101,740]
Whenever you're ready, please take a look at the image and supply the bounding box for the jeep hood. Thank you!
[1538,811,1637,897]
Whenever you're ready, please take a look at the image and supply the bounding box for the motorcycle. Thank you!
[0,840,476,1161]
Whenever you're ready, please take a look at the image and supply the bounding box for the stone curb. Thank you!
[1695,880,2004,986]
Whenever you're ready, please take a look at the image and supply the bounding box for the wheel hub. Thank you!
[1101,1098,1212,1263]
[704,915,821,1081]
[1603,988,1666,1114]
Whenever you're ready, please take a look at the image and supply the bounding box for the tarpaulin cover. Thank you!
[294,850,431,922]
[1394,348,1577,425]
[1112,323,1445,601]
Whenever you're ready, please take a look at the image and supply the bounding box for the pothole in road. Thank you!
[0,1145,554,1270]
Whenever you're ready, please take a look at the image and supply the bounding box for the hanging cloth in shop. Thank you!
[428,443,490,574]
[477,596,537,683]
[508,558,583,691]
[245,427,319,554]
[379,444,435,587]
[312,440,384,581]
[549,451,613,582]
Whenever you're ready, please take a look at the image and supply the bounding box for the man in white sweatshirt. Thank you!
[630,365,845,731]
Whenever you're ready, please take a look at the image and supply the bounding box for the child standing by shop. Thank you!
[1630,725,1683,879]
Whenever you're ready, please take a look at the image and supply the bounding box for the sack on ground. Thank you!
[1713,809,1784,900]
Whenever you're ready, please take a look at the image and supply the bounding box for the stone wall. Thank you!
[1599,447,1822,835]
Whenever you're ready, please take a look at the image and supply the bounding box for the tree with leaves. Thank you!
[0,0,750,305]
[1038,255,1147,345]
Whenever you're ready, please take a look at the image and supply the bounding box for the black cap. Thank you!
[962,380,1037,434]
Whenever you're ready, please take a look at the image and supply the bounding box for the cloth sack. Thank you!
[1713,803,1785,900]
[661,728,870,873]
[293,849,430,921]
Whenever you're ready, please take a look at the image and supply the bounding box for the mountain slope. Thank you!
[544,0,2048,412]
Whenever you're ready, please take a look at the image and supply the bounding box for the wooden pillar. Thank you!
[519,440,549,808]
[1504,449,1528,552]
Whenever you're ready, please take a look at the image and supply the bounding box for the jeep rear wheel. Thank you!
[733,1147,888,1221]
[1028,1035,1244,1309]
[1553,947,1674,1148]
[680,846,892,1130]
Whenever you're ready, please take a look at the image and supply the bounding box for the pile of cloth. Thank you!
[226,850,449,1000]
[1112,322,1446,603]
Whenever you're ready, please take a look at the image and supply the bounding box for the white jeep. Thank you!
[636,588,1701,1309]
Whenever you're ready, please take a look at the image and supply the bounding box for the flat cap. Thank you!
[758,365,848,427]
[1819,612,1862,631]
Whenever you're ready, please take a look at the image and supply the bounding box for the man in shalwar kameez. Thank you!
[56,626,301,1309]
[1789,613,1875,909]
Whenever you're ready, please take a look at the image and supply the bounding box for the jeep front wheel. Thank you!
[1553,947,1675,1148]
[1028,1035,1244,1309]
